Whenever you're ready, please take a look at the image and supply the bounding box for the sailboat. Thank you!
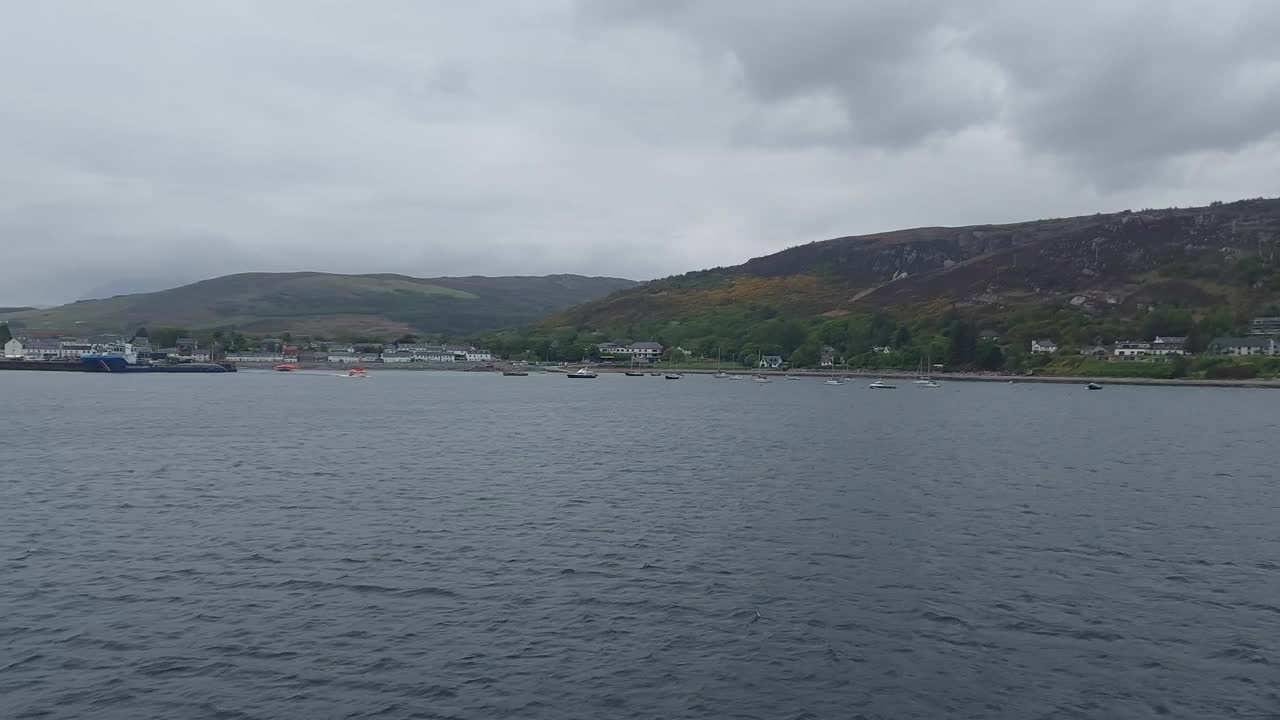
[825,377,845,385]
[713,347,729,378]
[914,352,940,387]
[664,351,682,379]
[624,356,645,376]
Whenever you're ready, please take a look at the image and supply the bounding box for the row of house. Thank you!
[2,336,193,361]
[1036,333,1280,360]
[596,341,665,361]
[224,342,493,364]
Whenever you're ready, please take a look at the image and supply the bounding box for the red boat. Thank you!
[348,367,368,377]
[273,363,299,372]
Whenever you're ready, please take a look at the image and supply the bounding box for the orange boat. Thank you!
[273,363,299,372]
[348,367,368,377]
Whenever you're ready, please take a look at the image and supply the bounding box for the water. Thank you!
[2,371,1279,719]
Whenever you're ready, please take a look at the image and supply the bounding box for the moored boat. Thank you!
[274,363,299,372]
[567,367,598,379]
[868,379,896,389]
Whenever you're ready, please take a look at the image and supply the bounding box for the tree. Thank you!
[789,339,822,368]
[0,323,10,344]
[976,341,1005,371]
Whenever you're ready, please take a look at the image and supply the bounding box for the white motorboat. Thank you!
[868,379,896,389]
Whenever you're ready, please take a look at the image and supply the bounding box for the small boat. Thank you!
[713,372,730,379]
[751,375,771,383]
[347,367,368,377]
[825,378,844,385]
[502,369,529,376]
[567,367,598,379]
[624,371,645,377]
[785,375,801,380]
[273,363,298,372]
[868,379,896,389]
[1087,382,1102,390]
[664,373,682,380]
[918,379,940,388]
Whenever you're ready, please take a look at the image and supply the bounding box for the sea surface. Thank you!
[2,370,1279,719]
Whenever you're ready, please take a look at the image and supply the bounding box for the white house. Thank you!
[759,355,784,369]
[1030,339,1058,354]
[381,350,415,363]
[1113,340,1152,358]
[3,337,23,358]
[465,349,492,362]
[328,351,360,363]
[1151,336,1187,355]
[413,351,456,363]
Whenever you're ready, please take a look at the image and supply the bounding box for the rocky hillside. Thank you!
[555,197,1280,333]
[2,272,638,338]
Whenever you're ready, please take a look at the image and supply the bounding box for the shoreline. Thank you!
[10,360,1278,388]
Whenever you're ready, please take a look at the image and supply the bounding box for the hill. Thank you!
[1,272,637,338]
[528,197,1280,368]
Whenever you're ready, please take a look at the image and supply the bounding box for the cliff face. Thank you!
[557,198,1280,328]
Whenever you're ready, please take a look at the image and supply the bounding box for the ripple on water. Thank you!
[1,374,1279,719]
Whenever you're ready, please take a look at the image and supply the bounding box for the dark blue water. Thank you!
[2,370,1279,719]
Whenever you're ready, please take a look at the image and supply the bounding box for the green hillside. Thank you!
[480,198,1280,371]
[1,272,637,338]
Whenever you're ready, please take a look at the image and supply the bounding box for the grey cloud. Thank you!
[581,0,1280,182]
[0,1,1276,305]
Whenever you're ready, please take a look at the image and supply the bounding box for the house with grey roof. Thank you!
[1208,337,1278,356]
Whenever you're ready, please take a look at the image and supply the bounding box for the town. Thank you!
[1,333,493,367]
[3,316,1280,378]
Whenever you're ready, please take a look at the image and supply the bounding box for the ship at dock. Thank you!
[80,353,235,373]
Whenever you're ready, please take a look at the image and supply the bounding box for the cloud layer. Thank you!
[1,1,1277,304]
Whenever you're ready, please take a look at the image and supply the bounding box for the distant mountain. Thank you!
[552,197,1280,347]
[1,272,638,338]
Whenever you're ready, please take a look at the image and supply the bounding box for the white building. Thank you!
[4,337,23,358]
[1030,339,1058,354]
[381,351,415,363]
[413,351,456,363]
[21,338,63,360]
[1113,340,1152,358]
[1151,336,1187,355]
[759,355,784,369]
[225,353,286,363]
[1249,317,1280,336]
[328,351,360,363]
[1208,337,1279,356]
[608,341,664,361]
[465,350,492,362]
[59,341,95,358]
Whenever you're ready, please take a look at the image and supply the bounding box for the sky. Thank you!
[1,1,1278,306]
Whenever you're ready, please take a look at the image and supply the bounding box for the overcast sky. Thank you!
[2,1,1278,305]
